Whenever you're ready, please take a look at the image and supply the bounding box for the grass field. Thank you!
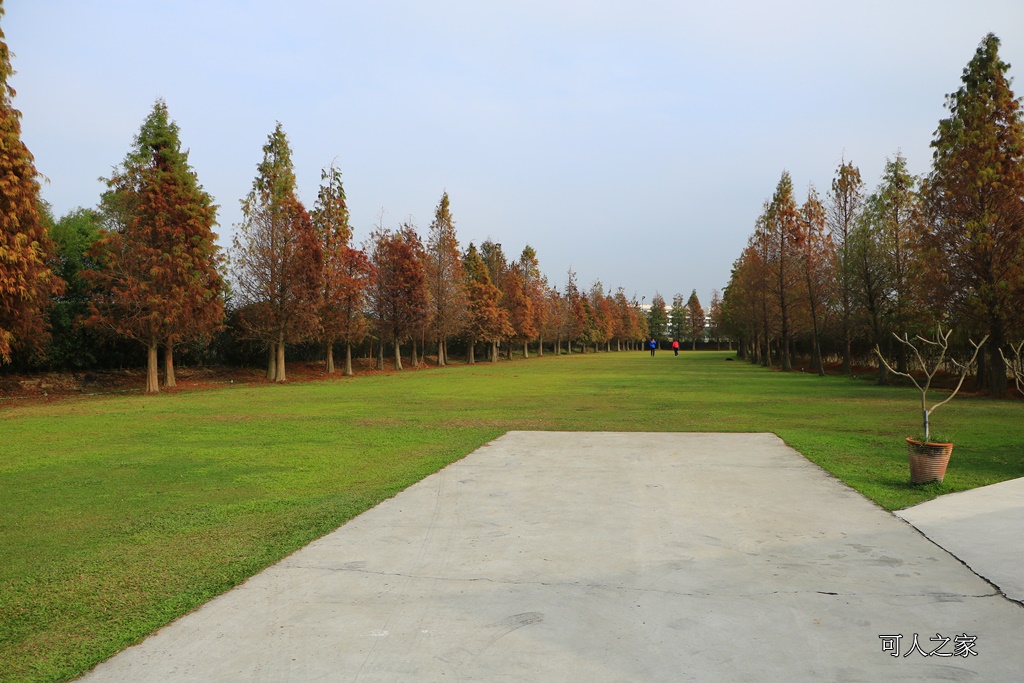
[2,350,1022,682]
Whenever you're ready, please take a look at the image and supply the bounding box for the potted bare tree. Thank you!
[875,327,987,484]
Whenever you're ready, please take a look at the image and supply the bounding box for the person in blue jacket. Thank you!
[648,338,657,357]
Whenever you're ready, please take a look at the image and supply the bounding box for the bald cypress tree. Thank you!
[88,99,225,393]
[826,160,865,375]
[926,33,1024,396]
[463,243,508,364]
[231,123,321,382]
[425,192,464,366]
[313,163,365,374]
[0,3,62,364]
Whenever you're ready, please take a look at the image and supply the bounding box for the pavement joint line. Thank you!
[282,566,1006,600]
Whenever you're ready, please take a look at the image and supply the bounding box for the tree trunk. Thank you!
[326,341,335,374]
[538,335,544,357]
[411,338,419,367]
[267,343,277,380]
[987,328,1007,397]
[146,339,159,394]
[438,337,446,366]
[467,340,475,364]
[275,332,286,382]
[842,336,851,376]
[809,303,825,377]
[524,341,529,359]
[376,338,384,370]
[344,342,354,376]
[491,341,498,362]
[163,342,176,388]
[394,337,404,371]
[896,340,908,374]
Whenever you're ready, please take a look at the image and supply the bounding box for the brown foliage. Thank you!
[0,15,62,363]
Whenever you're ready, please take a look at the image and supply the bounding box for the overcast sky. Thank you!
[8,1,1024,305]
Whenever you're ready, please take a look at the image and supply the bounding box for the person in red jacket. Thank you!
[672,339,680,357]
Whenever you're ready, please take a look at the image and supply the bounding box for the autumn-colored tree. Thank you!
[406,228,430,367]
[611,288,636,351]
[596,291,617,351]
[544,286,570,355]
[587,281,615,352]
[503,264,536,359]
[425,192,465,365]
[231,123,320,382]
[312,163,370,374]
[685,289,704,350]
[799,185,832,375]
[764,171,804,371]
[925,33,1024,396]
[87,99,224,393]
[462,242,510,363]
[479,239,511,360]
[634,296,649,344]
[721,251,758,359]
[826,159,865,374]
[518,245,547,357]
[564,269,594,353]
[368,225,427,370]
[0,6,62,364]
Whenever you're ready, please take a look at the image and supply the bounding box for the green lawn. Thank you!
[1,350,1022,682]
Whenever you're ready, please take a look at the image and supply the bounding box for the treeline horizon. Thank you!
[9,106,672,390]
[1,5,745,391]
[718,33,1024,398]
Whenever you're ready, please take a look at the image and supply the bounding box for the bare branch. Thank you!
[876,326,987,441]
[930,334,988,414]
[1000,341,1024,393]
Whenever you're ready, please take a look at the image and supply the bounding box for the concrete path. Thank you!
[896,476,1024,605]
[79,432,1024,682]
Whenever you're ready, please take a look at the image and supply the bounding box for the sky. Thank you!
[7,1,1024,305]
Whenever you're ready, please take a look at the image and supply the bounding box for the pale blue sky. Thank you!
[8,1,1024,305]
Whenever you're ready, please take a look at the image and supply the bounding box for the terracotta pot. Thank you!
[906,438,954,484]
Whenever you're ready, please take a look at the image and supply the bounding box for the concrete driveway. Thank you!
[78,432,1024,682]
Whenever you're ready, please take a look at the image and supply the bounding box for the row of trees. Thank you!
[225,120,661,382]
[0,11,671,394]
[0,5,717,392]
[643,290,723,349]
[719,33,1024,397]
[15,105,666,392]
